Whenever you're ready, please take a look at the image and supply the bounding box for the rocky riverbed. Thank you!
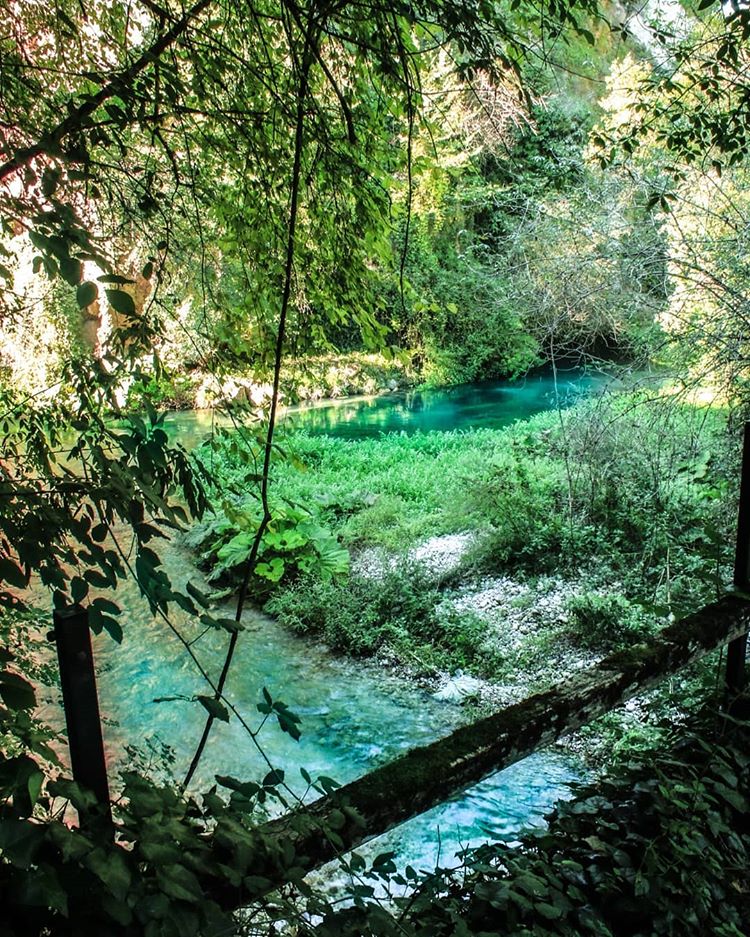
[361,532,676,765]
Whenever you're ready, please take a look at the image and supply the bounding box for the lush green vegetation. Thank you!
[191,391,735,696]
[2,0,750,931]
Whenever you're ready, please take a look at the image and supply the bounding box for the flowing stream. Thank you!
[65,368,621,875]
[162,365,614,445]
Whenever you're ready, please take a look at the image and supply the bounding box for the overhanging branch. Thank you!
[0,0,213,184]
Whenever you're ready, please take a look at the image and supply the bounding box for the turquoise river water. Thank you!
[162,364,616,445]
[76,368,630,876]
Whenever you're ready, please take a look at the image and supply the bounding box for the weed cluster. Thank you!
[196,388,737,696]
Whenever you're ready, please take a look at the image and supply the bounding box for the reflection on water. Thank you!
[161,366,624,448]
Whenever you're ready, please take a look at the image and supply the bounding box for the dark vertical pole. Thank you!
[53,604,112,829]
[727,422,750,707]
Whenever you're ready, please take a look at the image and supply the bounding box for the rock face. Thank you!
[194,375,274,410]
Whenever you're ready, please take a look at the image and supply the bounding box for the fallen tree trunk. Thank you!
[213,594,750,907]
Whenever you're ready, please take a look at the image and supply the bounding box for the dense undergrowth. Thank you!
[192,388,737,683]
[304,707,750,937]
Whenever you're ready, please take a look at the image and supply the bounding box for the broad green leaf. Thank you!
[59,256,83,286]
[0,818,45,868]
[98,274,136,285]
[105,289,136,317]
[156,864,203,903]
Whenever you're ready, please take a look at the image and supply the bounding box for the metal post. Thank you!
[727,421,750,707]
[52,604,112,829]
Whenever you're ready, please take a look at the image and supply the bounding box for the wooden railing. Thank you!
[233,594,750,903]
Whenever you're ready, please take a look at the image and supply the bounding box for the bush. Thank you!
[463,440,601,572]
[464,393,735,612]
[565,591,652,650]
[266,562,504,674]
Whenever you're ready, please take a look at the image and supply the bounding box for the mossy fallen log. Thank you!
[213,594,750,906]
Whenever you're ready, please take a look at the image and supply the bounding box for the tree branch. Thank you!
[0,0,213,184]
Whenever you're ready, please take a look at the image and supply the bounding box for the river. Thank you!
[162,364,614,445]
[84,369,617,875]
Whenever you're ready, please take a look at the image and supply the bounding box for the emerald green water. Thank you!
[71,370,613,873]
[286,367,610,438]
[162,366,619,447]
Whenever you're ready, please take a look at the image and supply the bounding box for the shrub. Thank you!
[565,591,652,650]
[266,562,504,674]
[464,445,596,571]
[188,498,349,594]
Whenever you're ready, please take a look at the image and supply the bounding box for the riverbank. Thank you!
[130,351,416,410]
[190,384,736,766]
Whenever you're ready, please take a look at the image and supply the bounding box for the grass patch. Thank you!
[195,388,737,677]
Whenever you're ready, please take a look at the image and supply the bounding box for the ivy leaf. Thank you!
[85,847,132,901]
[0,818,45,869]
[197,695,229,722]
[156,864,203,903]
[18,863,68,915]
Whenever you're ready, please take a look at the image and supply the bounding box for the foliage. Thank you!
[189,498,349,591]
[0,0,748,930]
[466,391,734,611]
[0,384,211,639]
[267,562,504,674]
[564,592,652,651]
[126,372,196,411]
[308,711,750,936]
[210,388,735,677]
[588,11,750,397]
[0,608,60,769]
[389,212,541,386]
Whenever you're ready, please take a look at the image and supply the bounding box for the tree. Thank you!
[0,0,612,932]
